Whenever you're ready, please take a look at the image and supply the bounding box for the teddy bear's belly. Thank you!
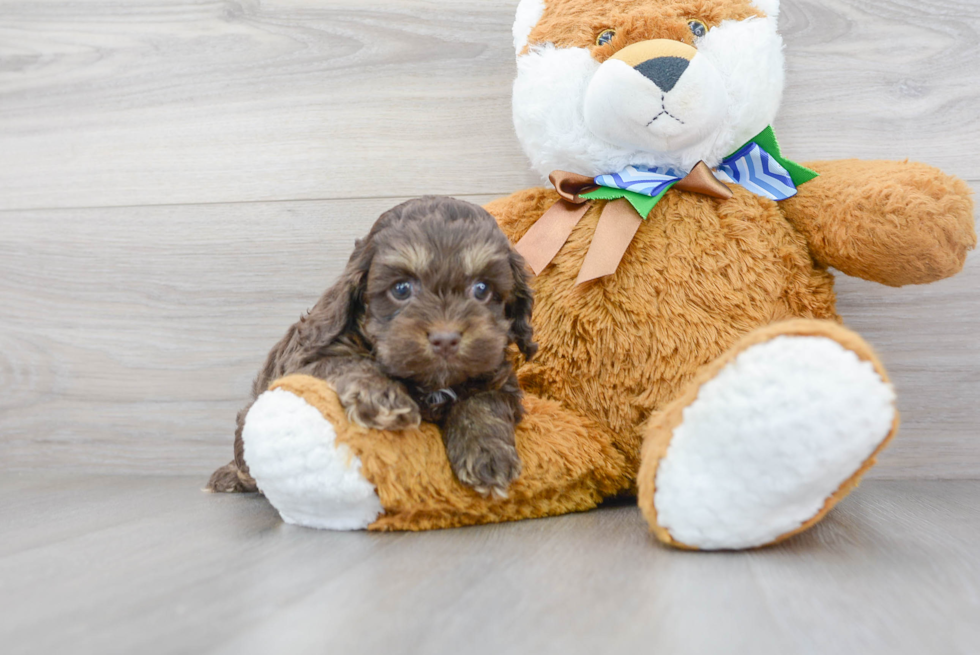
[514,190,838,469]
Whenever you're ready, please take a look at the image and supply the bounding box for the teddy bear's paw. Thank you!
[651,335,897,550]
[242,387,384,530]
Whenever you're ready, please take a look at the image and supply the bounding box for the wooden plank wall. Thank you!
[1,0,977,478]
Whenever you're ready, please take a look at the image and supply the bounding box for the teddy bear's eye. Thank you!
[596,29,616,46]
[688,20,707,38]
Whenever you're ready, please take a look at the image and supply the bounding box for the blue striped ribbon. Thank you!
[595,142,799,202]
[714,142,797,200]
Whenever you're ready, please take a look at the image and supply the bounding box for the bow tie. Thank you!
[514,126,818,285]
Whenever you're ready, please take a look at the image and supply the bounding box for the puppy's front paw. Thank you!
[340,378,421,431]
[449,435,522,499]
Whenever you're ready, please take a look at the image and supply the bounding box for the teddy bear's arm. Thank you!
[779,159,976,287]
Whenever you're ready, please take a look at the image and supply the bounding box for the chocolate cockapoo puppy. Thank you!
[208,196,537,498]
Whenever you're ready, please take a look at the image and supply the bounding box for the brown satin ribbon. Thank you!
[576,198,643,285]
[514,171,596,275]
[513,162,732,285]
[550,170,598,202]
[516,199,591,275]
[674,161,734,199]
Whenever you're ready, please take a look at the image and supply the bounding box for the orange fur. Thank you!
[782,160,977,287]
[488,186,841,475]
[525,0,762,58]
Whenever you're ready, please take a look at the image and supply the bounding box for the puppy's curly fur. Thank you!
[208,197,537,498]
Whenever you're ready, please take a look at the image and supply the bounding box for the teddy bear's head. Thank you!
[512,0,784,178]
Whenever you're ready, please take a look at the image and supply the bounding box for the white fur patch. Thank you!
[653,336,896,550]
[243,388,384,530]
[513,45,607,178]
[752,0,780,19]
[513,0,545,54]
[584,54,727,156]
[512,15,784,178]
[696,16,785,157]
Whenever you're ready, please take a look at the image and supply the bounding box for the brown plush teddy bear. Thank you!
[228,0,975,549]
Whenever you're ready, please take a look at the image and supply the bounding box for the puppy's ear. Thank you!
[303,236,373,351]
[252,226,381,394]
[300,202,407,357]
[506,249,538,361]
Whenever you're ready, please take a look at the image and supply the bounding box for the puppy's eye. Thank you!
[389,280,415,302]
[688,20,707,38]
[596,29,616,46]
[469,281,492,302]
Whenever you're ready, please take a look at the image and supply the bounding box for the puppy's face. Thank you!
[358,198,534,390]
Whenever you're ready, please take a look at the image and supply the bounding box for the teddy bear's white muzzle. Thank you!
[583,47,727,155]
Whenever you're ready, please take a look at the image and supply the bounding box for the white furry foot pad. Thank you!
[242,388,383,530]
[648,335,897,550]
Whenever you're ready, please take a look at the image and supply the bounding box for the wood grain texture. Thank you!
[0,0,538,210]
[0,0,978,478]
[1,475,979,655]
[0,0,978,210]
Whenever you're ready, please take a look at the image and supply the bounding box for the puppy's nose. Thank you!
[610,39,697,93]
[428,331,461,357]
[635,57,689,92]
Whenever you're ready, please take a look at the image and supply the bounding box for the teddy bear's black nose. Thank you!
[635,56,690,92]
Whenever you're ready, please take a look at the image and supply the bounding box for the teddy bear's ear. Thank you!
[513,0,545,54]
[751,0,780,19]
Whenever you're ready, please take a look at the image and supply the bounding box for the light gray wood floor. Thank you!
[2,475,979,655]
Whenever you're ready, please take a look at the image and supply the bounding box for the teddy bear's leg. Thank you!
[242,374,628,531]
[240,383,384,529]
[637,319,899,550]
